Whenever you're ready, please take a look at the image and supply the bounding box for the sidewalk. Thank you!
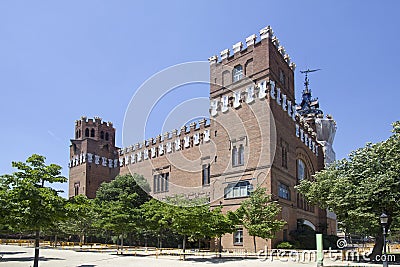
[0,245,382,267]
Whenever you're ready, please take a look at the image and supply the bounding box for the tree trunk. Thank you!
[121,234,124,254]
[79,234,85,246]
[182,235,186,260]
[370,233,384,261]
[218,235,222,258]
[54,235,57,248]
[33,229,40,267]
[253,236,257,254]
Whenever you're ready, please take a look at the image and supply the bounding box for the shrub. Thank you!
[276,241,294,249]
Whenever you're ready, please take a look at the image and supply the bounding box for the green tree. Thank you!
[140,198,171,248]
[1,154,67,267]
[95,174,150,251]
[63,194,97,245]
[164,195,210,258]
[296,121,400,258]
[203,206,237,255]
[237,187,286,253]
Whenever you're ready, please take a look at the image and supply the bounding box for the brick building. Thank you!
[68,25,337,250]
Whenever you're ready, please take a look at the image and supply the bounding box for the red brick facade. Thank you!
[69,26,337,251]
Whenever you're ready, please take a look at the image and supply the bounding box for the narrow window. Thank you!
[74,183,79,196]
[105,132,109,141]
[202,164,210,185]
[297,159,306,182]
[78,129,81,138]
[238,145,244,165]
[100,131,104,139]
[85,128,89,137]
[232,146,238,166]
[232,65,243,83]
[233,229,243,245]
[164,173,169,191]
[90,128,95,137]
[75,131,78,139]
[283,229,288,241]
[282,145,288,169]
[279,69,286,86]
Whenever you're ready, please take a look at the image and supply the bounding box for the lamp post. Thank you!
[380,213,389,267]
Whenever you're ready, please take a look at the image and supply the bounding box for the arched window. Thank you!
[238,144,244,165]
[75,131,78,139]
[105,132,109,141]
[78,129,81,138]
[297,159,307,182]
[85,128,89,137]
[90,128,95,137]
[100,131,104,139]
[232,65,243,82]
[222,70,230,86]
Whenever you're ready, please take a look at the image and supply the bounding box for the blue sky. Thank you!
[1,1,399,197]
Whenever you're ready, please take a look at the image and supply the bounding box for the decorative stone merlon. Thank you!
[163,132,170,140]
[289,62,296,71]
[278,46,286,56]
[220,49,230,60]
[284,54,290,64]
[208,55,218,65]
[259,25,273,40]
[245,34,257,47]
[272,36,280,47]
[180,126,187,135]
[189,122,196,130]
[232,42,243,54]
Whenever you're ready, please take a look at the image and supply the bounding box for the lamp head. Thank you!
[380,213,389,226]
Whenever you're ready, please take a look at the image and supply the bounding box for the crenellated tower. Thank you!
[68,116,119,198]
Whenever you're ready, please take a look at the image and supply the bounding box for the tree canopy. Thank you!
[297,121,400,256]
[94,174,151,249]
[1,154,67,267]
[237,187,286,253]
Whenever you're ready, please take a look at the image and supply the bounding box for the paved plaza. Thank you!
[0,245,382,267]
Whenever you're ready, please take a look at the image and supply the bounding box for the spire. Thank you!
[297,69,323,117]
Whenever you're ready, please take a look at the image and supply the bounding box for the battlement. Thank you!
[75,116,113,127]
[208,25,296,71]
[118,118,211,167]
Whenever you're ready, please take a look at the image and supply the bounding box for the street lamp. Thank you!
[380,213,389,267]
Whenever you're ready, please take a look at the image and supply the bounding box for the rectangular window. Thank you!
[234,229,243,245]
[278,183,290,200]
[281,141,288,169]
[233,65,243,83]
[283,229,288,241]
[202,164,210,185]
[224,181,252,199]
[74,183,79,196]
[153,173,169,193]
[238,145,244,165]
[232,146,238,166]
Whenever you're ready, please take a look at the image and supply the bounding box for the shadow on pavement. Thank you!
[0,251,25,255]
[185,256,258,264]
[0,256,65,262]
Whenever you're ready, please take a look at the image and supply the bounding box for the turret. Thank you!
[69,116,119,198]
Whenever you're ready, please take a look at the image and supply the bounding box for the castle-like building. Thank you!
[68,25,337,250]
